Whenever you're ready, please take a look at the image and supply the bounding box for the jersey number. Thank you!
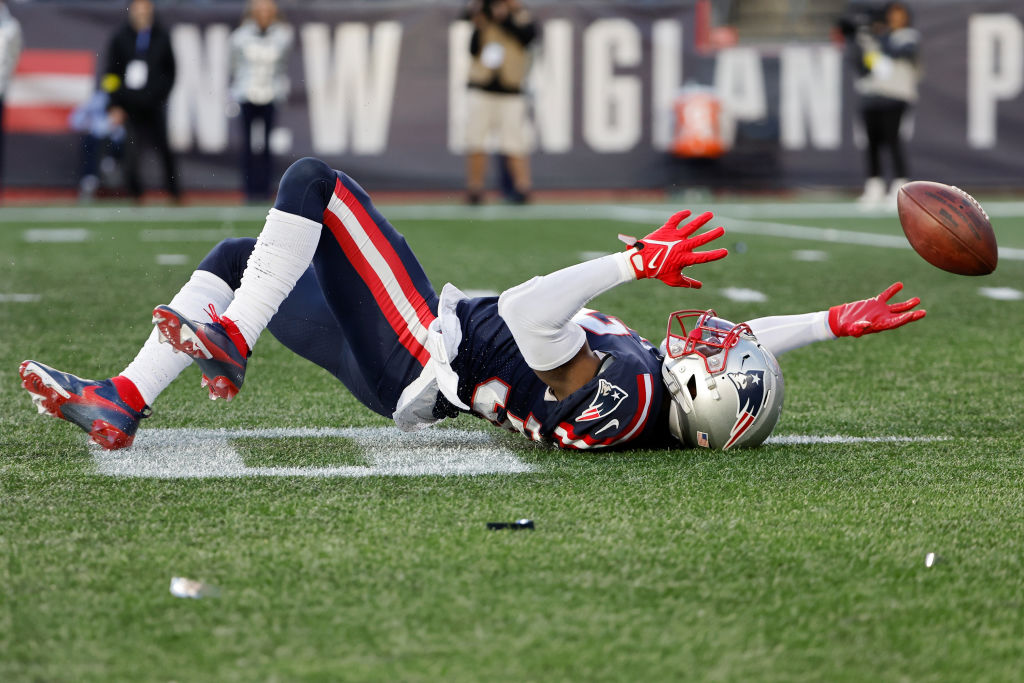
[471,378,542,441]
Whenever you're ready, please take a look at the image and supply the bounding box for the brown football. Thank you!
[896,181,997,275]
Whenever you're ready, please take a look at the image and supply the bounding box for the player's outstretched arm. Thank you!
[500,210,725,399]
[618,210,728,288]
[746,282,926,357]
[827,282,926,337]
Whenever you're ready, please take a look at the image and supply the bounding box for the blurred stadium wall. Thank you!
[5,0,1024,193]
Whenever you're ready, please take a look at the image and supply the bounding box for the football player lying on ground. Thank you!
[19,157,926,451]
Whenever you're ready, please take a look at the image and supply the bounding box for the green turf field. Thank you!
[3,201,1024,681]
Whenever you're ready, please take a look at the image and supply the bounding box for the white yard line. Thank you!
[1,200,1024,224]
[140,229,235,242]
[978,287,1023,301]
[792,249,829,261]
[4,202,1021,259]
[766,435,948,445]
[23,228,90,242]
[719,287,768,302]
[91,426,952,479]
[155,254,189,265]
[0,293,41,302]
[93,426,534,479]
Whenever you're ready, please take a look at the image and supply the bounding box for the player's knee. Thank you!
[274,157,336,222]
[281,157,334,187]
[197,237,256,290]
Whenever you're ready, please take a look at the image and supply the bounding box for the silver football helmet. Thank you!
[661,310,784,450]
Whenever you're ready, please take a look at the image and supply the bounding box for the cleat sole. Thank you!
[152,306,214,360]
[201,374,239,401]
[89,420,134,450]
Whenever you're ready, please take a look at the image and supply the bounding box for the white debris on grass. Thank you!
[170,577,219,599]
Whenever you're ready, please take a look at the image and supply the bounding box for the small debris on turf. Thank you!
[170,576,219,598]
[487,519,534,530]
[925,552,943,568]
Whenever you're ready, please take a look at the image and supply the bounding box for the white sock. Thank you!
[121,270,234,406]
[223,208,322,349]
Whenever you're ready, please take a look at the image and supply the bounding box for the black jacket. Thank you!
[104,20,176,115]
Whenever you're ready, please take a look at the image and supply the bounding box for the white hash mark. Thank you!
[978,287,1023,301]
[93,427,534,479]
[720,287,767,302]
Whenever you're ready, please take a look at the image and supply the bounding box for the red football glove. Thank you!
[618,210,728,288]
[828,282,926,338]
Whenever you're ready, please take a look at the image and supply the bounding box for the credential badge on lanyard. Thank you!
[125,60,148,90]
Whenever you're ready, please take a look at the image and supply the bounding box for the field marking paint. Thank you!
[0,293,41,302]
[393,204,1024,262]
[579,250,611,261]
[719,287,767,302]
[155,254,189,265]
[5,203,1022,258]
[792,249,829,261]
[91,426,949,479]
[2,201,1024,223]
[719,217,912,249]
[0,206,268,224]
[461,288,499,298]
[93,427,534,479]
[23,228,90,242]
[766,435,948,445]
[140,228,235,242]
[979,287,1023,301]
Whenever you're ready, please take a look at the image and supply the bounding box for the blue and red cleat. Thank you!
[152,304,250,401]
[19,360,151,450]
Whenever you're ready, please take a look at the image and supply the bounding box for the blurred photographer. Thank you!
[464,0,537,205]
[839,1,921,207]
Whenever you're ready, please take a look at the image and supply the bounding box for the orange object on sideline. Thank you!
[672,90,726,158]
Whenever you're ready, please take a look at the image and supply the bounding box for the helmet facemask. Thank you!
[661,310,784,450]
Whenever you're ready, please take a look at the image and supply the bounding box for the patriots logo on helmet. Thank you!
[576,379,628,422]
[723,370,766,450]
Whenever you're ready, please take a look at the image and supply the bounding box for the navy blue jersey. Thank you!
[450,297,674,450]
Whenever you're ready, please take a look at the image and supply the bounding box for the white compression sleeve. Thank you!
[745,310,836,357]
[497,252,635,371]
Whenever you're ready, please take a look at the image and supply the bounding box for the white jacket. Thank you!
[229,20,293,106]
[0,4,22,96]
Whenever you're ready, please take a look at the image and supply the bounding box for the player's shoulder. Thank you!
[545,353,665,450]
[573,308,660,362]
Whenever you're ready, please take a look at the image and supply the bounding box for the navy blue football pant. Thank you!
[196,157,439,417]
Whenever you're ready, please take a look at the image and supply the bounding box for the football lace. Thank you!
[950,185,990,220]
